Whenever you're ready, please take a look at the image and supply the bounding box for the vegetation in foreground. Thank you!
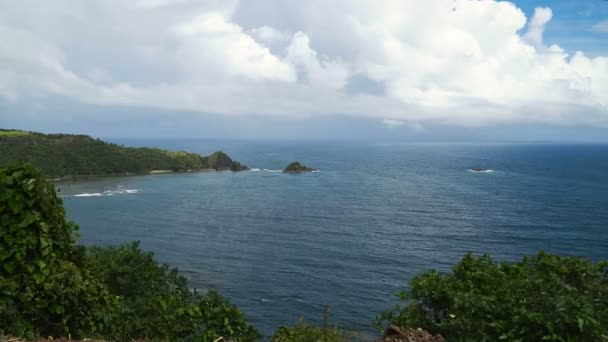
[1,162,607,341]
[0,163,258,341]
[272,307,370,342]
[0,129,248,178]
[377,252,608,341]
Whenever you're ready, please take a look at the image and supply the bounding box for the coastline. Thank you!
[48,168,219,182]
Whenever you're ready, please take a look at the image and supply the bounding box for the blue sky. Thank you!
[0,0,607,141]
[513,0,608,56]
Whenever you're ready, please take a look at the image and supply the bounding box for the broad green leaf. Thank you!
[3,262,15,273]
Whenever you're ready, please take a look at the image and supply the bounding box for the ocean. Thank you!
[58,141,608,337]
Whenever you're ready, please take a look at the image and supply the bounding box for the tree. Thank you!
[0,163,259,340]
[0,163,116,338]
[377,252,608,341]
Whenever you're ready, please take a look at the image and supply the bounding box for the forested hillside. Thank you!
[0,129,247,178]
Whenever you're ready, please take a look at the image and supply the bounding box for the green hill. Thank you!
[0,129,248,178]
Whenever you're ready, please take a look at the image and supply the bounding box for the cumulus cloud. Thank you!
[523,7,553,49]
[172,13,296,82]
[0,0,607,128]
[285,32,349,90]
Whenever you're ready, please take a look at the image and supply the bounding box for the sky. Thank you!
[0,0,607,141]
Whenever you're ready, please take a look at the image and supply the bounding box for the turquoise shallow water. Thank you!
[59,141,608,337]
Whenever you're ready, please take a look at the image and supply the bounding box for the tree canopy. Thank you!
[0,129,247,178]
[0,163,258,341]
[377,252,608,341]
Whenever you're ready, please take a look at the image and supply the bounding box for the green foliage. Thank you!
[0,163,258,341]
[0,163,117,338]
[208,151,234,171]
[377,252,608,341]
[272,319,366,342]
[273,306,367,342]
[85,242,260,341]
[0,129,31,136]
[198,290,261,342]
[0,130,247,178]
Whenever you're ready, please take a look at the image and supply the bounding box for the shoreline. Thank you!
[49,168,220,182]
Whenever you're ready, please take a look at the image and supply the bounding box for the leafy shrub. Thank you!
[198,289,261,342]
[0,163,259,341]
[272,318,358,342]
[85,242,260,341]
[0,163,117,338]
[273,307,367,342]
[377,252,608,341]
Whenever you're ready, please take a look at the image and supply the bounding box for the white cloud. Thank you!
[591,20,608,33]
[523,7,553,49]
[285,32,349,90]
[248,26,290,44]
[381,119,405,128]
[0,0,607,128]
[173,12,296,82]
[136,0,193,10]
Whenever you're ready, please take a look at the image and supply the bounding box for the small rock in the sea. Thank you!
[283,161,317,173]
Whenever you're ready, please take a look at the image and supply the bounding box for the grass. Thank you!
[0,130,31,136]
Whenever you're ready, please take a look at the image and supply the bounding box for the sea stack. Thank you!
[283,161,317,173]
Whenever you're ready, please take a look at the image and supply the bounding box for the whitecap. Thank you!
[250,168,261,172]
[74,193,103,197]
[263,169,283,173]
[71,187,140,197]
[468,169,494,173]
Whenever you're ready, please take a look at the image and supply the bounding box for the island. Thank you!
[283,161,317,173]
[0,129,249,178]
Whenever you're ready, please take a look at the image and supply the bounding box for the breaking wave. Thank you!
[69,187,140,197]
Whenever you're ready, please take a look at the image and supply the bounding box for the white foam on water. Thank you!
[74,193,103,197]
[250,168,261,172]
[263,169,283,173]
[71,187,140,197]
[468,169,494,173]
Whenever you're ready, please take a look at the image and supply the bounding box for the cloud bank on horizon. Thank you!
[1,0,607,130]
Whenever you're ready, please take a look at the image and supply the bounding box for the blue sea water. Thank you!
[58,141,608,338]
